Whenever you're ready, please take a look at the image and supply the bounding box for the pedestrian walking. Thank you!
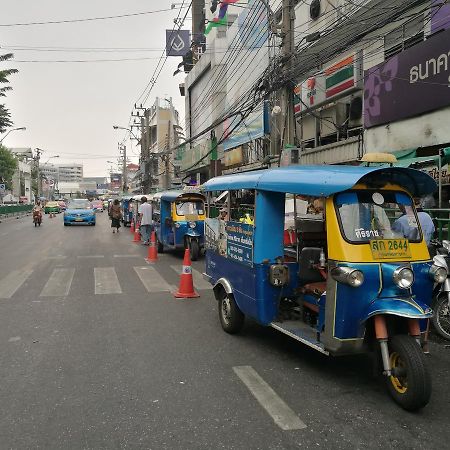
[110,199,122,233]
[138,196,153,245]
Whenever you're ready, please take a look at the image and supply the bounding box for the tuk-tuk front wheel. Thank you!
[386,335,431,411]
[218,291,244,334]
[189,239,200,261]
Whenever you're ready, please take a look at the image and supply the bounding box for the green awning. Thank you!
[392,147,450,168]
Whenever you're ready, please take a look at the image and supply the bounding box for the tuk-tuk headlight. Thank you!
[393,267,414,289]
[430,264,448,284]
[189,221,196,229]
[331,267,364,287]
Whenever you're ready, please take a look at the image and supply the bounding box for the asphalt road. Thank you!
[0,212,449,450]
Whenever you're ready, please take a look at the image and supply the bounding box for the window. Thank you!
[175,201,204,216]
[335,191,421,243]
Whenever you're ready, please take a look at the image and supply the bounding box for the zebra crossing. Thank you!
[0,265,210,299]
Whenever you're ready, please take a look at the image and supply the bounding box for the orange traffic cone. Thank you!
[132,227,140,243]
[130,220,135,233]
[145,231,158,263]
[174,249,199,298]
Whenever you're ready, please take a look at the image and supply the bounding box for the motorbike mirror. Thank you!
[442,240,450,251]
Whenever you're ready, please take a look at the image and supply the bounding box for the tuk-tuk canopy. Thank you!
[203,165,436,197]
[157,190,204,203]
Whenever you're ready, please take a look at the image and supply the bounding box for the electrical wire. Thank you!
[0,6,187,27]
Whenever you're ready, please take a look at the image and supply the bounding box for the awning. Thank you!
[392,147,450,168]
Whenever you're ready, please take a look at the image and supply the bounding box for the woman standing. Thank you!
[110,199,122,233]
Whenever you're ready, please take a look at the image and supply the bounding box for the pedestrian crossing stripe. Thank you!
[0,265,210,299]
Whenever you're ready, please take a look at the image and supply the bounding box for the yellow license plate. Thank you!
[75,218,83,222]
[370,239,411,260]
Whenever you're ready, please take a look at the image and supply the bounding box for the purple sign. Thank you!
[432,0,450,34]
[364,27,450,128]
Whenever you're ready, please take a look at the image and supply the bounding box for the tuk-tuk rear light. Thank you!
[331,267,364,287]
[189,221,196,228]
[430,264,447,284]
[392,267,414,289]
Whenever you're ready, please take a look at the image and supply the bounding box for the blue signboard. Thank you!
[226,222,253,266]
[166,30,190,57]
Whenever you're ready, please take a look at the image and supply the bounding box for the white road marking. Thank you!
[0,269,33,299]
[233,366,307,431]
[113,254,141,258]
[94,267,122,294]
[134,267,173,292]
[170,265,211,290]
[46,255,67,260]
[40,268,75,297]
[78,255,104,259]
[8,336,21,342]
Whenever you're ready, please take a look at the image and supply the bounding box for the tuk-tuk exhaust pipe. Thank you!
[374,316,391,376]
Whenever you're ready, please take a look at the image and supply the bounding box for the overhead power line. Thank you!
[0,6,186,27]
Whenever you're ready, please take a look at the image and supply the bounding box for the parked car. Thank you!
[44,201,60,214]
[64,199,96,226]
[91,200,104,212]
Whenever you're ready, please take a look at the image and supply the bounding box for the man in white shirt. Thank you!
[138,196,153,245]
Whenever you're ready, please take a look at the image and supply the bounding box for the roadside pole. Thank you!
[122,145,128,194]
[280,0,296,149]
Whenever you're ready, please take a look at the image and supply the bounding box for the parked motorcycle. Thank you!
[429,239,450,340]
[33,211,42,227]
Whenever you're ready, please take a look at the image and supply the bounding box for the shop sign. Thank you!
[294,52,361,114]
[364,27,450,128]
[181,140,210,171]
[421,164,450,185]
[224,146,243,167]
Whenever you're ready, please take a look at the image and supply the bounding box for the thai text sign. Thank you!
[364,27,450,128]
[226,222,253,266]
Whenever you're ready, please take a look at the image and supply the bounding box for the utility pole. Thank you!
[121,144,128,194]
[280,0,296,149]
[35,148,42,199]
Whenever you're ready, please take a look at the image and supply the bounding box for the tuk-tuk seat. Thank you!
[302,281,326,297]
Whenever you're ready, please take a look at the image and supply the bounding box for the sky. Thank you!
[1,0,189,177]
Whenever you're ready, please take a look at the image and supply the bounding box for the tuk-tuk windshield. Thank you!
[175,201,204,216]
[335,190,421,243]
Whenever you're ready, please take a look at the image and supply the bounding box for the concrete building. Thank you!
[41,163,83,183]
[9,148,34,203]
[138,97,182,192]
[181,0,277,182]
[181,0,450,186]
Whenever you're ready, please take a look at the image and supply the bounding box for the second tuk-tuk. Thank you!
[203,165,443,411]
[121,195,134,227]
[153,190,205,260]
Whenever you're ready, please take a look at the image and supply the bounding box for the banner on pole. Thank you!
[166,30,190,57]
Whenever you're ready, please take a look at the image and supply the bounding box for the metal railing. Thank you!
[0,204,33,218]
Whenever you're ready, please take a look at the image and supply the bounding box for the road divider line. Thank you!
[113,254,141,258]
[94,267,122,294]
[170,265,211,290]
[0,269,33,299]
[134,267,172,293]
[78,255,104,259]
[233,366,307,431]
[40,268,75,297]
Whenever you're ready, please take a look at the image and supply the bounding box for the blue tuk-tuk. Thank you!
[203,165,443,411]
[153,190,206,260]
[121,195,134,227]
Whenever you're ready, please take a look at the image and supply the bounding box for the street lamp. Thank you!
[113,125,140,142]
[0,127,26,144]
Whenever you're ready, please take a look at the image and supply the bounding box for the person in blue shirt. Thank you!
[393,198,435,244]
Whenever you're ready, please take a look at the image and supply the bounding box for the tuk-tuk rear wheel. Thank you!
[386,335,431,411]
[189,239,200,261]
[218,291,244,334]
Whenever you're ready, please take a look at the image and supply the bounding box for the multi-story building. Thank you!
[138,97,182,192]
[182,0,450,188]
[40,163,83,183]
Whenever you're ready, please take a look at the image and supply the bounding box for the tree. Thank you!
[0,145,18,189]
[0,53,18,133]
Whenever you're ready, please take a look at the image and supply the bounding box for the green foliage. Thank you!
[0,53,17,133]
[0,145,18,188]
